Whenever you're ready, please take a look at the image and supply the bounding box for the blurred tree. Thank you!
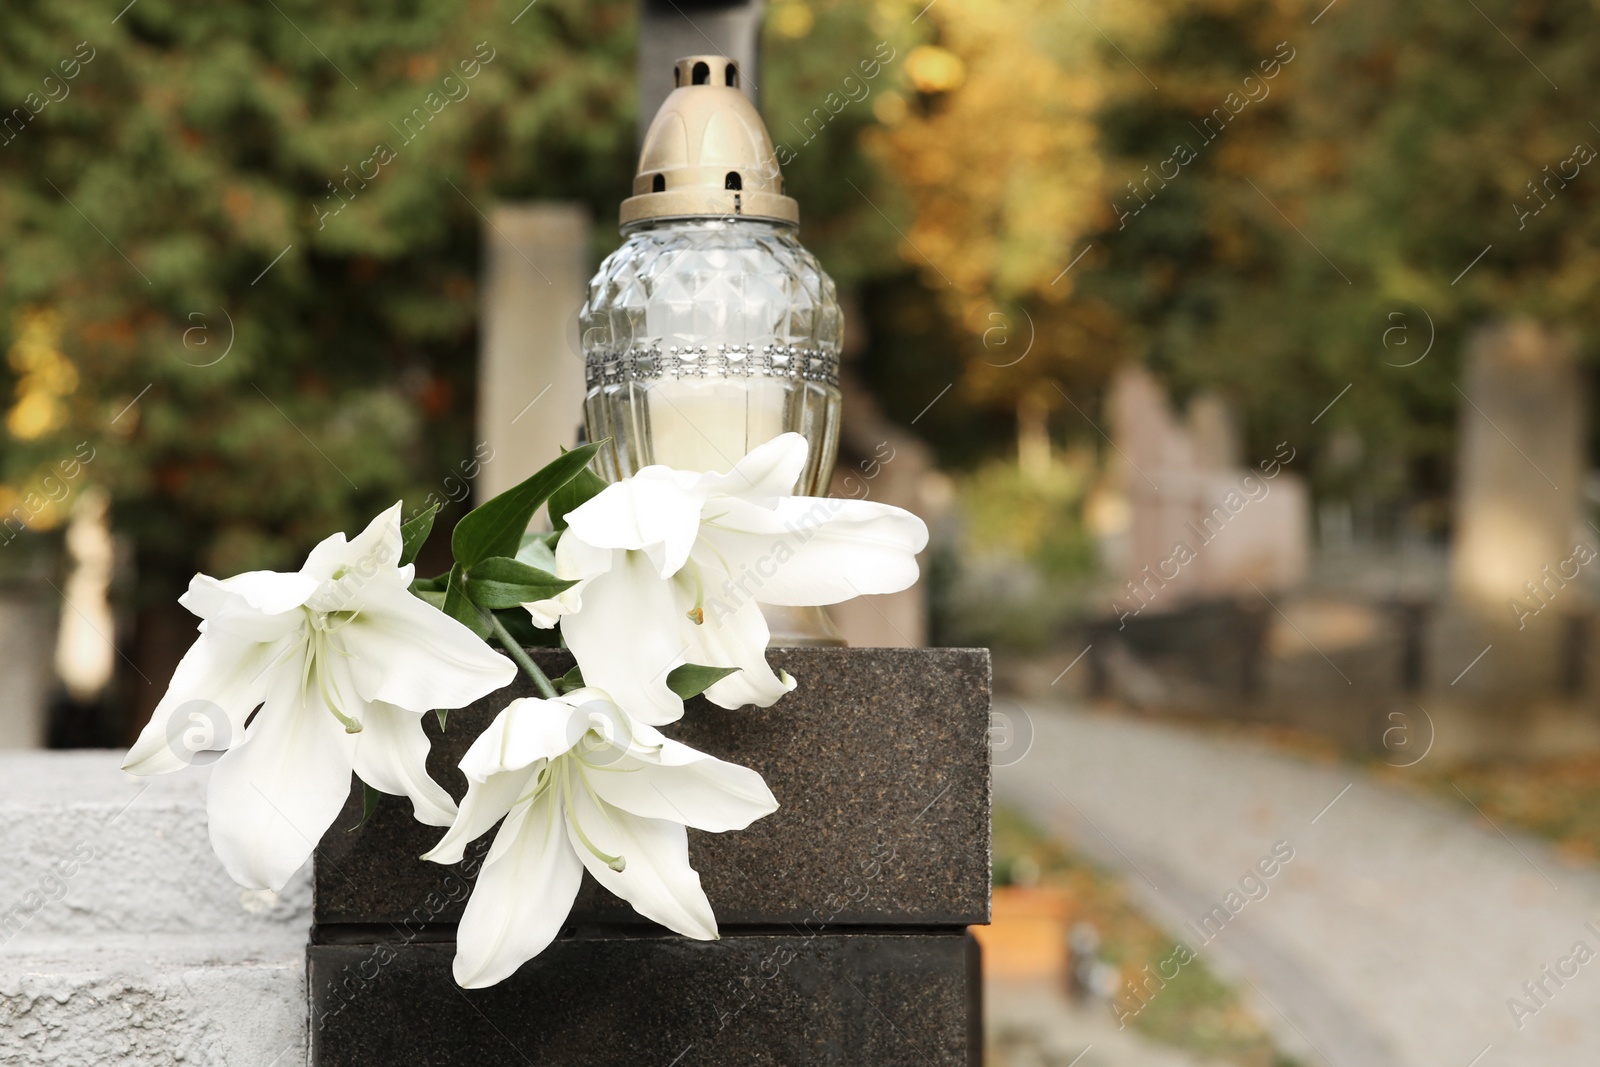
[16,0,1582,718]
[1282,0,1599,520]
[759,0,1135,465]
[1075,0,1360,485]
[860,0,1127,449]
[0,0,637,735]
[1081,0,1596,530]
[760,0,908,290]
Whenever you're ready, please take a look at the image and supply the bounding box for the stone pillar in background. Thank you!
[475,204,591,504]
[55,488,115,705]
[1450,319,1586,610]
[1016,393,1051,477]
[1425,319,1589,722]
[1187,391,1239,470]
[0,581,54,747]
[826,370,945,648]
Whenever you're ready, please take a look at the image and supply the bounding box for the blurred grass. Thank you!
[993,807,1300,1067]
[957,458,1097,582]
[1398,757,1600,865]
[934,458,1100,652]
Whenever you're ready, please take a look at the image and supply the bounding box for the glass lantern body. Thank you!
[580,216,845,646]
[580,217,842,495]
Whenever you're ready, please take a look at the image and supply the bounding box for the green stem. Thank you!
[487,610,560,700]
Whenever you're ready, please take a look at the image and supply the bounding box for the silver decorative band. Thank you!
[585,342,840,389]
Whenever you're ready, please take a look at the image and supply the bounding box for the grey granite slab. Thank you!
[313,647,992,928]
[309,931,982,1066]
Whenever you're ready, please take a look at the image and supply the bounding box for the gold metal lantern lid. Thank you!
[620,55,800,227]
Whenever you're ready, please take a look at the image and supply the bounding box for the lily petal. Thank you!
[352,701,458,827]
[337,580,515,712]
[302,501,406,585]
[452,788,584,989]
[523,534,613,627]
[566,784,718,941]
[523,587,580,629]
[696,495,928,607]
[688,588,794,710]
[422,766,536,866]
[459,699,588,781]
[122,629,293,776]
[180,571,319,642]
[554,525,620,584]
[560,551,687,725]
[586,742,778,833]
[563,469,707,577]
[697,431,809,504]
[205,673,358,891]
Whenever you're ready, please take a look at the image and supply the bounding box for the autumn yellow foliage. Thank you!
[866,0,1109,314]
[6,308,77,442]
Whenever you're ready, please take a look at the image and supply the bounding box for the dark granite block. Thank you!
[310,931,982,1066]
[314,647,992,928]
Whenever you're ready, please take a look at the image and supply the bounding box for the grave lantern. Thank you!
[580,54,844,644]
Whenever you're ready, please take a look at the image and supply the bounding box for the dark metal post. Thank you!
[637,0,763,144]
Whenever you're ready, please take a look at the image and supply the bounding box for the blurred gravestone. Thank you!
[1432,319,1588,703]
[1449,320,1586,610]
[0,579,54,747]
[475,204,591,504]
[1106,366,1308,604]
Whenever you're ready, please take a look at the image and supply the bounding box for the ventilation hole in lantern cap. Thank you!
[725,63,739,87]
[652,174,666,192]
[674,67,682,87]
[725,172,742,190]
[692,61,711,85]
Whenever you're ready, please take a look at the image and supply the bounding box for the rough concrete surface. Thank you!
[0,751,309,1066]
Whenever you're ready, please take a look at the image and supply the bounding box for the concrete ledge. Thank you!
[0,752,310,1066]
[0,752,311,943]
[2,936,305,1066]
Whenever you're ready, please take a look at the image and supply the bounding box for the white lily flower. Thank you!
[525,433,929,723]
[424,688,778,988]
[122,503,516,892]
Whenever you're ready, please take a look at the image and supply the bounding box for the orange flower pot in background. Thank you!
[973,885,1075,982]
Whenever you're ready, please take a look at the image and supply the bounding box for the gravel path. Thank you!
[994,701,1600,1067]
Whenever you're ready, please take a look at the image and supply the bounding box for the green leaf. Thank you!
[515,531,559,572]
[548,460,608,531]
[463,556,576,610]
[399,504,441,567]
[435,708,448,732]
[558,665,585,693]
[348,782,382,832]
[442,564,491,638]
[450,443,605,568]
[409,572,449,611]
[666,663,741,700]
[411,586,447,611]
